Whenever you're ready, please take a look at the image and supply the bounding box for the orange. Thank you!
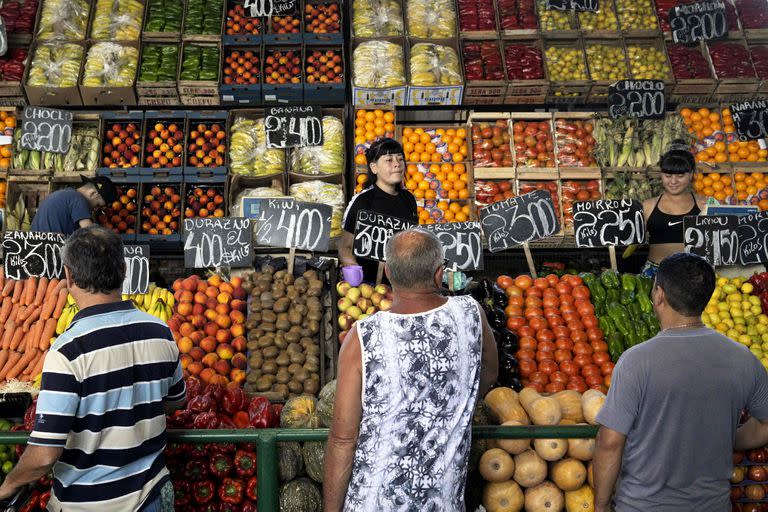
[365,111,375,122]
[405,179,417,190]
[374,126,386,137]
[703,186,715,196]
[715,153,728,163]
[735,172,747,181]
[760,199,768,211]
[714,191,727,201]
[4,118,14,129]
[455,211,468,222]
[680,108,693,118]
[403,127,413,137]
[425,189,437,200]
[454,163,466,174]
[437,201,449,211]
[690,112,702,122]
[354,153,366,165]
[384,111,394,123]
[447,171,459,182]
[414,142,425,154]
[373,109,384,118]
[412,171,424,182]
[419,152,431,162]
[453,180,466,190]
[357,109,367,119]
[453,153,465,162]
[404,141,414,153]
[420,133,431,144]
[443,210,455,221]
[449,202,461,213]
[458,189,470,199]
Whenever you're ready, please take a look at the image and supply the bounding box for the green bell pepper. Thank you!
[607,302,632,338]
[599,316,616,336]
[587,279,607,305]
[621,273,636,293]
[608,332,625,362]
[636,292,653,314]
[635,318,650,339]
[579,272,597,286]
[627,302,642,322]
[600,269,620,289]
[606,288,620,304]
[636,275,653,297]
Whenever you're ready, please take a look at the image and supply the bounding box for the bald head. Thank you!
[384,228,444,290]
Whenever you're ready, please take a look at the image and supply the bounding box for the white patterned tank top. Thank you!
[343,295,483,512]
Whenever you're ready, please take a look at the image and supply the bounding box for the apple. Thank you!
[749,466,768,482]
[749,448,768,463]
[731,486,743,501]
[337,297,352,312]
[337,281,351,296]
[357,298,373,311]
[371,292,383,306]
[735,451,745,465]
[380,298,393,311]
[346,287,361,302]
[365,306,377,315]
[374,284,388,295]
[359,283,374,298]
[746,484,765,501]
[347,305,362,320]
[732,466,746,484]
[338,313,353,331]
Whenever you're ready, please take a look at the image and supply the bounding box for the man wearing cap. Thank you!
[31,175,117,236]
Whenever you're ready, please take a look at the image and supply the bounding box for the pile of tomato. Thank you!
[496,273,612,394]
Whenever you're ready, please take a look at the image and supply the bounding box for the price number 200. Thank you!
[671,9,727,44]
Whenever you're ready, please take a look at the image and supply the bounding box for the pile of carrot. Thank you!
[0,269,68,382]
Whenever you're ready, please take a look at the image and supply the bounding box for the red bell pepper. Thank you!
[234,449,256,477]
[248,397,277,428]
[193,411,219,429]
[23,401,36,430]
[209,453,233,479]
[173,481,190,508]
[218,478,244,504]
[169,409,194,428]
[204,383,225,406]
[242,500,258,512]
[188,395,215,414]
[210,442,236,454]
[192,481,215,504]
[185,460,209,482]
[186,376,203,400]
[246,476,257,501]
[189,443,208,459]
[222,386,247,415]
[272,403,283,418]
[196,504,218,512]
[233,411,250,429]
[218,414,236,429]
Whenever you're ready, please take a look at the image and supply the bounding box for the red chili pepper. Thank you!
[234,449,256,477]
[39,489,51,509]
[192,481,215,504]
[246,476,257,501]
[218,478,244,504]
[209,453,233,479]
[248,397,277,428]
[222,386,246,415]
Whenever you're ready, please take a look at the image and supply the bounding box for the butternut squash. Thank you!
[518,387,541,410]
[480,448,516,483]
[551,458,587,491]
[587,462,594,488]
[565,484,594,512]
[483,480,525,512]
[485,387,530,425]
[567,436,595,462]
[497,420,531,455]
[553,390,584,423]
[534,438,568,461]
[513,449,547,488]
[525,397,562,426]
[525,481,564,512]
[581,389,606,425]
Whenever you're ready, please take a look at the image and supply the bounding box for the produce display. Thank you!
[0,49,27,83]
[36,0,89,40]
[627,43,672,80]
[353,108,395,190]
[305,49,343,84]
[752,44,768,80]
[223,49,260,86]
[463,42,504,82]
[418,200,472,223]
[709,42,756,79]
[290,116,344,175]
[304,2,341,34]
[96,184,138,234]
[101,121,141,169]
[26,43,83,88]
[555,118,596,167]
[498,0,536,30]
[180,45,220,81]
[538,0,573,31]
[0,0,38,39]
[734,172,768,210]
[472,120,513,168]
[289,180,345,237]
[90,0,143,40]
[352,0,403,36]
[225,4,262,36]
[244,264,324,398]
[504,44,544,81]
[578,3,618,31]
[229,116,286,176]
[667,43,713,80]
[144,121,184,169]
[513,120,554,168]
[140,185,181,235]
[401,126,467,163]
[458,0,496,32]
[731,446,768,506]
[336,280,392,343]
[81,43,139,87]
[264,49,301,84]
[139,45,179,83]
[562,180,601,229]
[0,114,14,170]
[188,121,227,169]
[406,0,456,38]
[184,0,224,36]
[616,0,657,30]
[693,171,734,203]
[15,124,99,174]
[0,182,5,209]
[680,106,768,166]
[409,43,462,87]
[476,179,515,206]
[594,116,688,168]
[737,0,768,29]
[604,172,660,201]
[352,40,405,88]
[144,0,182,33]
[405,162,469,201]
[270,13,301,35]
[184,185,225,218]
[545,45,587,82]
[4,193,31,231]
[585,43,628,82]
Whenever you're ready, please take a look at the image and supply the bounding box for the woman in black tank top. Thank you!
[641,141,706,277]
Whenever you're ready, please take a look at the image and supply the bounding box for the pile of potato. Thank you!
[245,264,324,398]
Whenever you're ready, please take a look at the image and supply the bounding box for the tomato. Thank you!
[577,305,595,319]
[518,325,535,338]
[573,354,592,367]
[582,364,601,378]
[536,350,555,363]
[525,308,544,319]
[573,342,594,355]
[567,380,588,392]
[748,466,768,482]
[519,359,537,377]
[582,315,598,329]
[543,287,559,298]
[562,311,579,323]
[553,325,570,338]
[554,349,573,363]
[507,316,526,330]
[559,294,575,305]
[547,315,565,328]
[533,277,549,290]
[567,320,585,332]
[585,374,603,387]
[539,359,559,375]
[561,274,583,287]
[550,371,569,384]
[556,338,574,351]
[586,328,604,342]
[538,340,556,353]
[560,360,579,376]
[526,381,545,393]
[529,316,547,331]
[529,371,549,385]
[496,275,513,289]
[592,351,611,365]
[525,295,543,308]
[542,296,560,308]
[590,384,608,393]
[505,304,523,317]
[517,349,535,361]
[591,340,609,352]
[545,381,565,393]
[555,282,572,295]
[545,274,560,287]
[514,275,533,290]
[543,307,561,318]
[604,374,612,387]
[526,287,543,298]
[505,285,523,298]
[519,336,538,351]
[508,295,524,307]
[572,285,591,300]
[536,329,555,344]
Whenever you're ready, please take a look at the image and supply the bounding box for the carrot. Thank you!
[0,297,11,324]
[15,305,27,324]
[43,278,59,302]
[0,267,5,294]
[39,296,56,321]
[0,351,9,377]
[0,351,21,381]
[10,326,25,351]
[1,279,14,298]
[33,277,48,306]
[8,304,19,324]
[22,278,36,307]
[10,281,22,303]
[39,318,56,351]
[52,289,68,319]
[23,350,42,376]
[28,350,46,377]
[6,349,37,380]
[22,308,40,332]
[1,321,14,349]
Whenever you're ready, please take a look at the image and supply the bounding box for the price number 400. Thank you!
[671,10,727,44]
[244,0,273,16]
[265,115,322,148]
[260,209,325,251]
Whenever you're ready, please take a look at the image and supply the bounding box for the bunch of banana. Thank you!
[352,0,404,36]
[37,0,90,40]
[82,43,139,87]
[90,0,144,40]
[290,116,344,176]
[5,196,30,231]
[26,44,83,88]
[353,41,405,88]
[406,0,456,38]
[409,43,462,86]
[229,118,286,176]
[123,284,174,322]
[55,295,79,335]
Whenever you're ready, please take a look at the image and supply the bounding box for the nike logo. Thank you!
[668,221,682,226]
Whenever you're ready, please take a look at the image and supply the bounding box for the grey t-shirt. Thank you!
[597,327,768,512]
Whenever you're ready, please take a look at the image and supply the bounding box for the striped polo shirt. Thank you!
[29,300,185,512]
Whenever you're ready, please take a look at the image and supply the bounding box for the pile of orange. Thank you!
[401,126,467,163]
[693,172,733,202]
[0,112,15,170]
[354,172,368,193]
[418,201,472,224]
[0,181,6,208]
[679,106,727,164]
[734,171,768,209]
[404,162,469,200]
[722,108,768,163]
[353,109,396,165]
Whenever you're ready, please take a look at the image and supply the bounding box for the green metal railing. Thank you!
[0,425,599,511]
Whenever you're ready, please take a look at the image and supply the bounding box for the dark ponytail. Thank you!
[659,139,696,174]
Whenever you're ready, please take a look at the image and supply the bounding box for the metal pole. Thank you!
[257,430,279,512]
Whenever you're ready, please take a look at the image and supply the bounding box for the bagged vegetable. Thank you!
[555,118,597,167]
[82,43,139,87]
[406,0,456,37]
[229,117,286,176]
[179,45,220,81]
[290,181,345,237]
[352,0,403,36]
[36,0,89,40]
[353,41,405,88]
[409,43,462,86]
[138,45,178,83]
[290,117,344,176]
[27,43,83,87]
[90,0,144,40]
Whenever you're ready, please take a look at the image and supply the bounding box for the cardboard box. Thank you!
[23,41,85,107]
[351,37,408,106]
[406,37,464,106]
[79,42,139,106]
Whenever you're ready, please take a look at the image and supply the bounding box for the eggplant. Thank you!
[499,329,519,352]
[491,284,508,308]
[488,307,507,331]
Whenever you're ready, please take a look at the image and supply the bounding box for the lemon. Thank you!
[723,284,737,294]
[762,332,768,343]
[758,324,768,334]
[718,302,730,312]
[705,304,719,315]
[736,324,747,333]
[728,329,741,340]
[716,322,729,332]
[761,358,768,368]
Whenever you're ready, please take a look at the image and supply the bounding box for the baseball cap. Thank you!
[80,175,117,204]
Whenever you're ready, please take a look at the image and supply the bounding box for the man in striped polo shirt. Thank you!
[0,226,186,511]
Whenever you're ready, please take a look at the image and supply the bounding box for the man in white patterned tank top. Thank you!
[323,228,498,512]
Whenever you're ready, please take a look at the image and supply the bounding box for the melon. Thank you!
[513,449,547,488]
[482,480,525,512]
[567,437,595,461]
[316,379,336,427]
[551,458,587,491]
[581,389,606,425]
[565,484,594,512]
[553,390,584,423]
[480,448,516,482]
[534,438,568,461]
[525,481,564,512]
[302,441,325,483]
[281,395,319,428]
[278,442,304,482]
[485,387,529,424]
[497,420,531,455]
[525,397,562,426]
[279,477,321,512]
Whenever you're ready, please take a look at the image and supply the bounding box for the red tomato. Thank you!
[550,371,569,384]
[542,296,560,308]
[571,330,588,343]
[543,287,559,298]
[553,325,570,338]
[556,338,574,351]
[525,295,543,308]
[591,340,609,352]
[538,340,556,353]
[567,320,586,331]
[507,316,525,330]
[572,285,591,300]
[582,315,599,329]
[600,361,615,375]
[539,359,559,375]
[543,306,560,317]
[573,342,594,355]
[586,328,604,342]
[562,311,579,323]
[577,303,595,318]
[545,381,565,393]
[545,274,560,287]
[592,351,611,365]
[585,374,603,387]
[518,325,535,338]
[536,350,555,363]
[533,277,549,290]
[582,364,601,378]
[529,316,547,331]
[567,380,588,392]
[573,354,592,367]
[527,381,545,393]
[555,282,573,295]
[525,308,544,319]
[529,371,549,385]
[547,315,565,328]
[496,275,514,289]
[559,294,576,305]
[525,287,543,298]
[560,360,579,376]
[517,349,535,361]
[520,336,537,351]
[554,349,573,363]
[519,359,537,377]
[561,275,583,287]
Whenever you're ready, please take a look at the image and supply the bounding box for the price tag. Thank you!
[479,190,560,252]
[2,231,65,281]
[122,245,149,295]
[730,100,768,142]
[608,80,666,119]
[684,215,739,266]
[183,218,252,268]
[353,210,416,262]
[736,211,768,265]
[669,0,727,44]
[243,0,273,16]
[423,222,483,271]
[573,199,646,248]
[545,0,597,10]
[20,107,73,154]
[242,197,332,252]
[265,106,323,149]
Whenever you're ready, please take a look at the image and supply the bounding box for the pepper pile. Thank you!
[0,49,27,82]
[582,270,659,363]
[180,45,220,82]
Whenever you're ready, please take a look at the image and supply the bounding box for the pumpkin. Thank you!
[303,441,325,483]
[525,481,564,512]
[567,437,595,462]
[279,477,322,512]
[524,396,562,426]
[518,387,541,410]
[278,442,304,482]
[485,387,529,424]
[317,379,336,427]
[551,458,587,491]
[497,420,531,455]
[483,480,525,512]
[565,484,594,512]
[581,389,606,425]
[513,449,547,488]
[480,448,516,482]
[553,391,584,423]
[534,438,568,461]
[281,394,320,428]
[587,462,594,488]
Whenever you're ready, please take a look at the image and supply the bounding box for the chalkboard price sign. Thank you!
[730,100,768,142]
[684,215,739,266]
[243,0,294,16]
[573,199,646,248]
[122,245,149,295]
[2,231,65,281]
[183,218,252,268]
[243,197,332,252]
[608,80,665,119]
[20,107,73,154]
[736,211,768,265]
[669,0,727,44]
[353,210,416,262]
[423,222,484,271]
[545,0,597,10]
[479,190,560,252]
[265,106,323,149]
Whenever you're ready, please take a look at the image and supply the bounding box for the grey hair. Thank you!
[62,225,126,294]
[384,228,444,289]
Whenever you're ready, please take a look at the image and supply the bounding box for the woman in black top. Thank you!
[641,141,706,277]
[339,138,418,284]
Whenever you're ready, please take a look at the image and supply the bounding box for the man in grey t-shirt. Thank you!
[594,253,768,512]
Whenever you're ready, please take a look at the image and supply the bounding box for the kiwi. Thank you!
[283,273,295,286]
[305,354,320,366]
[307,320,320,334]
[288,311,303,326]
[286,288,299,300]
[260,291,274,302]
[246,317,260,330]
[274,384,289,399]
[262,360,278,375]
[304,360,319,373]
[290,351,306,365]
[285,331,300,344]
[294,277,308,293]
[256,376,273,392]
[247,330,260,342]
[248,301,262,313]
[274,270,287,280]
[294,368,309,383]
[274,297,291,313]
[276,318,291,332]
[294,296,307,306]
[274,336,288,350]
[277,312,289,322]
[275,370,291,384]
[304,378,320,395]
[307,310,322,322]
[262,310,277,323]
[287,380,303,394]
[258,335,274,348]
[246,371,260,384]
[300,337,315,347]
[289,325,303,335]
[249,356,263,369]
[262,264,275,274]
[301,328,313,337]
[288,362,303,374]
[276,351,291,366]
[305,345,320,356]
[287,343,302,354]
[247,340,259,351]
[292,304,308,316]
[263,346,279,359]
[262,322,276,333]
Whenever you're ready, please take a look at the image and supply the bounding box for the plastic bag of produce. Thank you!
[229,117,286,176]
[290,117,344,176]
[409,43,462,86]
[353,41,405,88]
[27,43,83,87]
[604,172,659,201]
[290,181,345,237]
[36,0,90,40]
[352,0,403,36]
[475,179,514,206]
[555,119,597,167]
[90,0,144,40]
[406,0,456,37]
[230,187,287,216]
[471,121,512,168]
[82,43,139,87]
